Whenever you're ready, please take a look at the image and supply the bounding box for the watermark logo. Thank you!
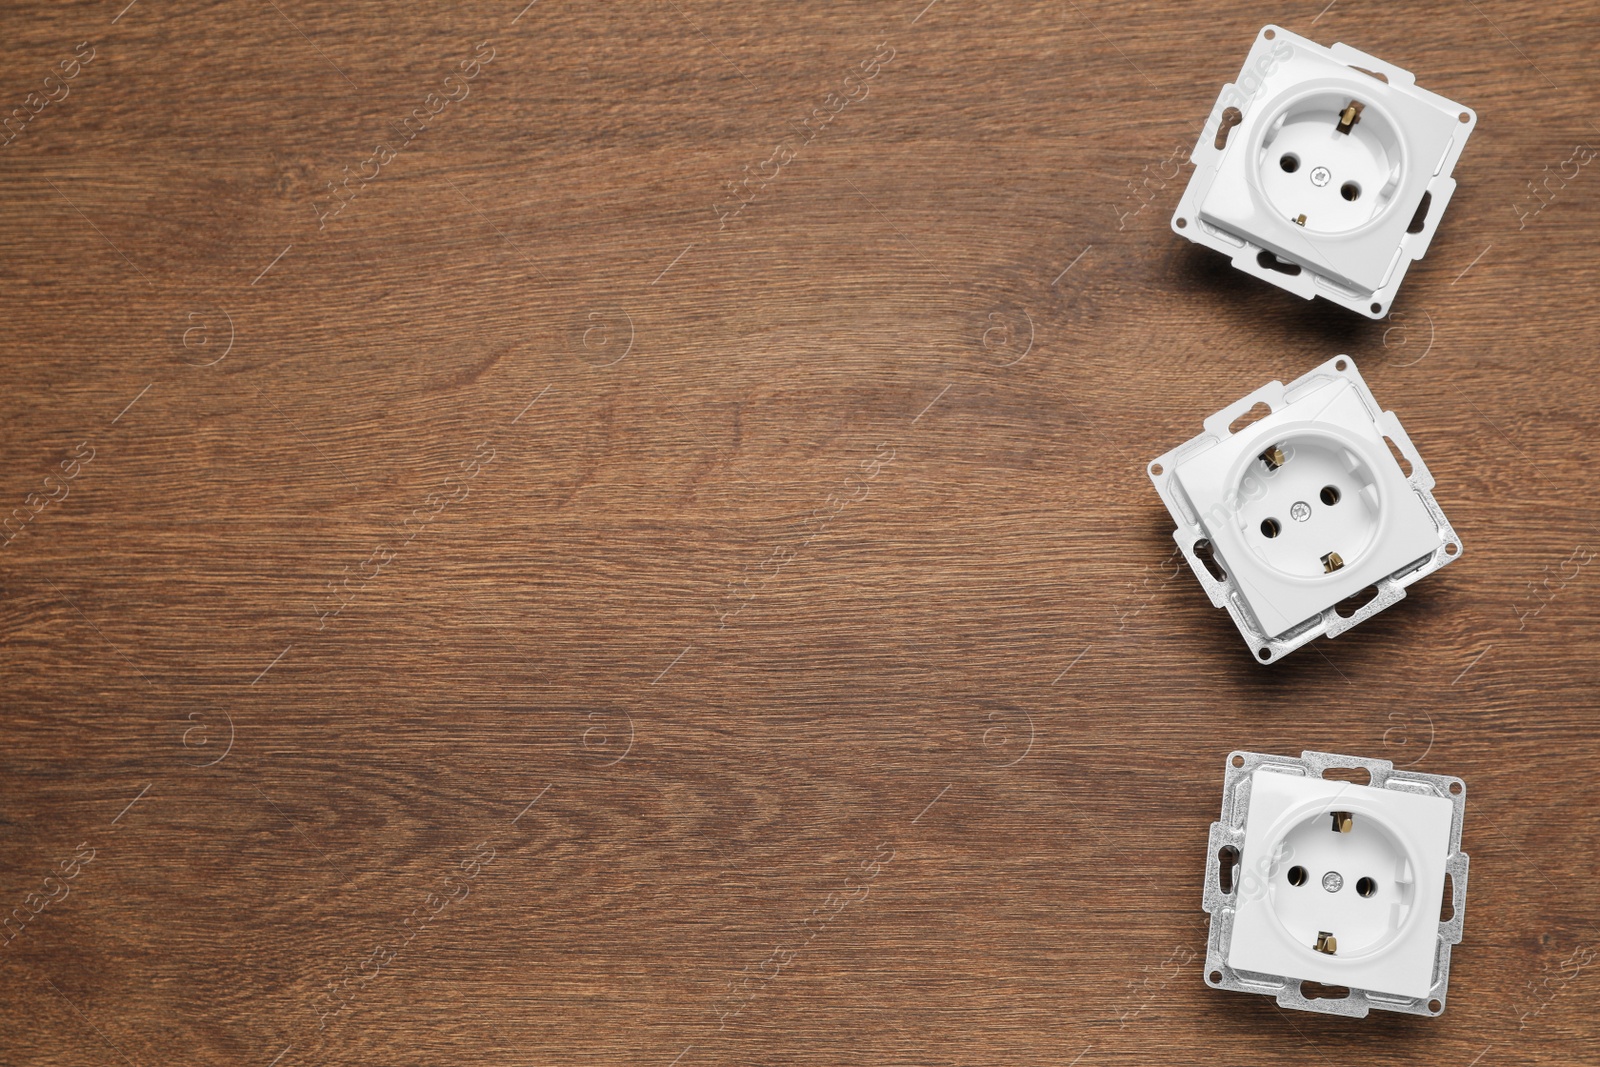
[180,710,234,768]
[1382,708,1433,768]
[979,304,1034,368]
[1381,309,1434,368]
[579,708,635,768]
[574,308,634,367]
[177,309,234,367]
[980,707,1035,768]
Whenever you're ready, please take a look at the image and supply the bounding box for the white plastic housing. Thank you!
[1172,25,1476,318]
[1147,356,1460,663]
[1203,750,1469,1017]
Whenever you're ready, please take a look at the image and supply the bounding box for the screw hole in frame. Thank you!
[1407,190,1433,234]
[1228,402,1273,435]
[1258,648,1272,661]
[1209,970,1223,984]
[1302,980,1351,1001]
[1151,463,1163,476]
[1449,781,1462,795]
[1176,217,1187,228]
[1333,584,1379,619]
[1335,358,1348,371]
[1257,249,1302,276]
[1445,542,1458,556]
[1215,106,1243,149]
[1217,846,1240,892]
[1231,754,1245,768]
[1384,436,1413,477]
[1194,539,1227,581]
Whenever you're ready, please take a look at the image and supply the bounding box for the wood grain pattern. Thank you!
[1,1,1597,1063]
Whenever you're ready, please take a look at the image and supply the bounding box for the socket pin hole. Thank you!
[1280,152,1300,173]
[1320,485,1341,506]
[1356,876,1377,897]
[1218,845,1240,892]
[1341,181,1361,201]
[1287,865,1308,887]
[1261,517,1281,538]
[1231,754,1245,768]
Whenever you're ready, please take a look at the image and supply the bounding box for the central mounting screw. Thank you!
[1322,871,1344,893]
[1311,166,1332,187]
[1290,501,1312,522]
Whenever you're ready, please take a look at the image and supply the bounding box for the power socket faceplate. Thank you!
[1147,356,1460,664]
[1172,25,1476,319]
[1203,750,1469,1018]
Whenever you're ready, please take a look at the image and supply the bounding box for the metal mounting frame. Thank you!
[1148,355,1462,663]
[1202,749,1469,1017]
[1171,24,1476,320]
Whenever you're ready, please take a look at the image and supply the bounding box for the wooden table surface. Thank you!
[2,1,1597,1063]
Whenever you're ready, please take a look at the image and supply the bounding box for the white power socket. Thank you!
[1204,750,1469,1017]
[1171,25,1476,318]
[1147,356,1460,663]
